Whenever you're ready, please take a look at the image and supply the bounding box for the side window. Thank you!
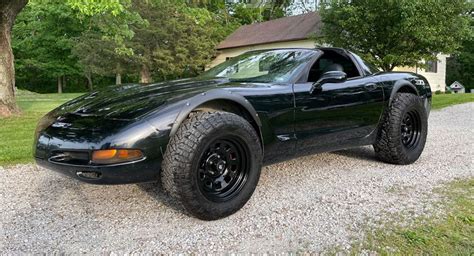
[307,50,361,82]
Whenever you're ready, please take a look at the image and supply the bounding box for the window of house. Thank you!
[425,60,438,73]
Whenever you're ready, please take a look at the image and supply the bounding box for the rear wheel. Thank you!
[374,93,428,165]
[161,111,262,220]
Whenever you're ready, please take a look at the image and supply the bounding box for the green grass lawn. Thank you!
[0,92,473,166]
[432,93,474,110]
[0,91,83,166]
[350,179,474,254]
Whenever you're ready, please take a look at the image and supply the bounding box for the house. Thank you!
[448,81,465,93]
[393,57,449,92]
[210,12,448,91]
[210,12,321,67]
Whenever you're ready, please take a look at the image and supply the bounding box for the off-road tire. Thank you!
[161,111,262,220]
[374,92,428,165]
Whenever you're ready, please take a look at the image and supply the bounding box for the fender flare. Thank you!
[169,89,263,143]
[389,80,419,105]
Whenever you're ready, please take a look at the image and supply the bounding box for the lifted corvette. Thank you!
[34,48,431,220]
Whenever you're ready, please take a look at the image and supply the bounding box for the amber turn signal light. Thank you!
[92,149,144,164]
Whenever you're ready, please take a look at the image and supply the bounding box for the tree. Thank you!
[318,0,471,71]
[13,0,85,94]
[0,0,27,117]
[447,14,474,91]
[73,31,132,87]
[1,0,131,116]
[67,0,127,16]
[71,0,229,84]
[231,3,264,24]
[230,0,293,25]
[127,0,225,83]
[262,0,292,20]
[71,3,144,88]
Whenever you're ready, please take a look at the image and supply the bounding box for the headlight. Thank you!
[34,113,57,140]
[91,149,144,164]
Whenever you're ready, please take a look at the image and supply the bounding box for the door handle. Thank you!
[364,83,378,91]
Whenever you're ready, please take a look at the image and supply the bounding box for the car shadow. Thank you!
[136,181,187,214]
[331,146,379,162]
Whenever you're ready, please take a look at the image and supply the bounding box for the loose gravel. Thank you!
[1,103,473,254]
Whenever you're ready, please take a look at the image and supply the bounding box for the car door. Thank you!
[293,51,384,155]
[243,84,296,164]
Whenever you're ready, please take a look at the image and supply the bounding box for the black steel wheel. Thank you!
[197,137,250,202]
[162,111,262,220]
[374,92,428,165]
[400,109,422,149]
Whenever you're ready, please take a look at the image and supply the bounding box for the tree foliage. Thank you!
[447,12,474,90]
[230,0,293,24]
[66,0,127,16]
[10,0,295,93]
[13,0,84,92]
[318,0,471,71]
[12,0,138,93]
[72,0,234,84]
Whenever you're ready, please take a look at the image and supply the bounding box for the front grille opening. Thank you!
[76,171,102,180]
[49,151,90,165]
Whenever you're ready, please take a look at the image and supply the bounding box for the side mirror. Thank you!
[310,71,347,94]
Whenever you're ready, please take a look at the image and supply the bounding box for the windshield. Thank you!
[200,49,316,83]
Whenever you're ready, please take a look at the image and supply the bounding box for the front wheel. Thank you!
[161,111,262,220]
[374,93,428,165]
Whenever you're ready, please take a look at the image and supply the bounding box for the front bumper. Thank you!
[33,113,166,185]
[423,96,432,116]
[36,157,161,184]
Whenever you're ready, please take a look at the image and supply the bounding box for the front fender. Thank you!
[144,89,263,152]
[169,89,262,138]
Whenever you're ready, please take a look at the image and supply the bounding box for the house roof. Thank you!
[450,81,465,89]
[216,12,322,50]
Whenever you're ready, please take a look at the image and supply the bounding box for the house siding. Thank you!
[394,54,448,92]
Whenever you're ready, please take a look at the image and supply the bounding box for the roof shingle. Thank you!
[217,12,321,50]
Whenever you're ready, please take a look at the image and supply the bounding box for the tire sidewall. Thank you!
[396,96,428,163]
[180,116,262,219]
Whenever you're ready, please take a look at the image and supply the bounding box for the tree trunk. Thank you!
[115,63,122,85]
[0,0,28,117]
[140,64,152,83]
[62,75,66,89]
[85,72,93,91]
[57,76,62,94]
[116,73,122,85]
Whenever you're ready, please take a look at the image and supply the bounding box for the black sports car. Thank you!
[34,48,431,220]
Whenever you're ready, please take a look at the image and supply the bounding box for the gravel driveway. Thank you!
[1,103,473,254]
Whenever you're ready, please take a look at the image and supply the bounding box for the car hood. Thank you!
[53,78,241,120]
